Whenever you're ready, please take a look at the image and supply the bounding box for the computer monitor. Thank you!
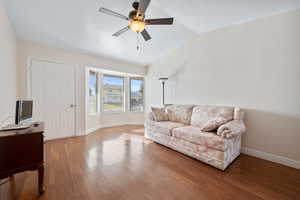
[15,100,33,125]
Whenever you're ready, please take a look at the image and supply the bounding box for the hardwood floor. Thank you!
[1,125,300,200]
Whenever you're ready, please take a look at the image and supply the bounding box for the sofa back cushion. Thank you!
[151,107,169,121]
[165,105,194,125]
[191,105,234,128]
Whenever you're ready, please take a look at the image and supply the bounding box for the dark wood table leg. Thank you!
[38,163,45,195]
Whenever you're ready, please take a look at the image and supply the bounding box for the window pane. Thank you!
[103,75,124,112]
[130,78,144,112]
[89,71,98,113]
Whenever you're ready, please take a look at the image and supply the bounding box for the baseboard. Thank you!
[100,123,144,129]
[86,123,144,135]
[75,131,86,136]
[86,125,102,135]
[242,147,300,170]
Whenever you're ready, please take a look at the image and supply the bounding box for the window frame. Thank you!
[101,74,125,113]
[86,67,145,115]
[88,70,99,114]
[129,77,144,112]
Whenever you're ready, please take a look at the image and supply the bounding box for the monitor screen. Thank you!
[15,100,33,124]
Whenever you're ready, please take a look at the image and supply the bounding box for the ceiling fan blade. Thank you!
[112,26,130,37]
[145,18,174,25]
[141,29,151,41]
[137,0,151,15]
[99,7,129,21]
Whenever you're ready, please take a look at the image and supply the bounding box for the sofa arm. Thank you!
[147,112,155,122]
[217,120,246,139]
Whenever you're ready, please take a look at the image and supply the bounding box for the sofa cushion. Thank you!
[217,120,246,139]
[172,126,227,151]
[200,117,229,132]
[146,121,185,136]
[151,107,169,121]
[165,105,194,125]
[191,105,234,128]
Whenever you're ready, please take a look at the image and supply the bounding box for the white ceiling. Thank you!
[2,0,300,66]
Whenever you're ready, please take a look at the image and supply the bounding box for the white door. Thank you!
[30,59,76,140]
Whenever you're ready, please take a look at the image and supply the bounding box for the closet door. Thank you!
[30,59,76,140]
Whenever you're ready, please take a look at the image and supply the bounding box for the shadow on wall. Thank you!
[168,61,188,103]
[243,108,300,161]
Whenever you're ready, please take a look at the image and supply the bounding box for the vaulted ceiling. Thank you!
[2,0,300,66]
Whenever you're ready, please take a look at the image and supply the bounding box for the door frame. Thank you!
[27,57,78,138]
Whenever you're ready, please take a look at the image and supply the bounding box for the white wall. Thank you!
[146,10,300,163]
[18,40,146,135]
[0,1,18,125]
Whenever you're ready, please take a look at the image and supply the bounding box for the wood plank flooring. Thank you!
[0,125,300,200]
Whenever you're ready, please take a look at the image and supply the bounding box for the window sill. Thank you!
[129,111,144,113]
[88,111,145,116]
[88,113,100,116]
[101,111,125,114]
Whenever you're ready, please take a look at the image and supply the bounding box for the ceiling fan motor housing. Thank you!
[132,1,139,10]
[129,10,137,20]
[130,1,144,20]
[129,10,144,21]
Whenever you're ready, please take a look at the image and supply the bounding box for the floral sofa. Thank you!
[145,105,246,170]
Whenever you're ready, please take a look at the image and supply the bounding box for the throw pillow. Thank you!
[165,105,194,125]
[151,107,169,121]
[200,117,228,132]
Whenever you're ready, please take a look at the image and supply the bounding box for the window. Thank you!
[102,75,124,112]
[130,78,144,112]
[87,69,145,113]
[89,71,98,113]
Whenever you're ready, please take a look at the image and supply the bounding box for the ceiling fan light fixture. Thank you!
[99,0,174,42]
[129,20,145,33]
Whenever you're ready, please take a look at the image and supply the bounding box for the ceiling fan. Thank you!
[99,0,174,42]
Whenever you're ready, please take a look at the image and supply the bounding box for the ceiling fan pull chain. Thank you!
[136,32,140,51]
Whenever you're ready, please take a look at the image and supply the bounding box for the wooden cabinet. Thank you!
[0,123,45,195]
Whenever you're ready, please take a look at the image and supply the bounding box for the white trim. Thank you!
[129,77,145,112]
[86,123,144,135]
[86,69,100,114]
[45,133,85,141]
[100,123,144,129]
[75,131,86,136]
[242,147,300,170]
[86,125,102,134]
[27,57,78,137]
[87,67,144,78]
[125,76,130,112]
[86,66,145,114]
[102,73,126,113]
[73,65,78,137]
[85,68,90,128]
[87,111,144,116]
